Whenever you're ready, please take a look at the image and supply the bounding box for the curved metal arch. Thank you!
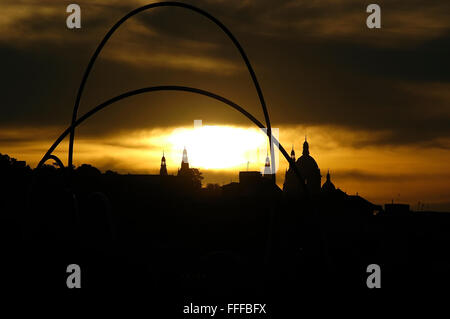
[39,154,65,170]
[40,86,306,193]
[68,1,275,181]
[46,155,65,169]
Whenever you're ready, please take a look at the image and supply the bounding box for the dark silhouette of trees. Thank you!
[76,164,102,177]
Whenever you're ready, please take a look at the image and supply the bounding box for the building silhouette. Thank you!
[3,136,450,295]
[159,151,168,176]
[178,147,190,176]
[283,137,321,197]
[174,147,203,189]
[263,152,273,180]
[321,169,335,193]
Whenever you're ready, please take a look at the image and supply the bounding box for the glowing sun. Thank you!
[167,125,269,170]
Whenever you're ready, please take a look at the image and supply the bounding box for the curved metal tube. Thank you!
[44,154,65,169]
[40,86,305,191]
[68,2,274,181]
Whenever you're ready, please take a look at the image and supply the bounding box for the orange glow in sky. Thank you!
[1,124,449,211]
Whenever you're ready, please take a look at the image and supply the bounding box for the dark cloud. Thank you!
[101,140,158,150]
[333,169,450,183]
[0,136,32,145]
[0,0,449,148]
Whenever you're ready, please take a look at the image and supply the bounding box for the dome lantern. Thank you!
[302,136,309,156]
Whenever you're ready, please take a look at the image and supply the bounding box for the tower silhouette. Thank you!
[178,147,190,177]
[160,151,168,176]
[263,152,273,179]
[283,136,321,197]
[302,136,309,156]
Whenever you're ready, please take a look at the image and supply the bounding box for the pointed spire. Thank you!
[290,144,296,162]
[327,169,330,181]
[180,147,190,172]
[182,146,188,164]
[160,149,167,176]
[263,150,272,178]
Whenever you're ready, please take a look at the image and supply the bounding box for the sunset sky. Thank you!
[1,0,449,210]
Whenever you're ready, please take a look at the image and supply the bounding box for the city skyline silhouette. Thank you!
[0,1,450,310]
[1,0,449,210]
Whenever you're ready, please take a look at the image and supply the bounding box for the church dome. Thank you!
[283,137,322,197]
[295,138,319,172]
[322,170,336,192]
[296,154,319,171]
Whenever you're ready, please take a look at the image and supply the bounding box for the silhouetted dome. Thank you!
[296,154,319,172]
[283,137,321,197]
[296,137,320,174]
[322,170,336,192]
